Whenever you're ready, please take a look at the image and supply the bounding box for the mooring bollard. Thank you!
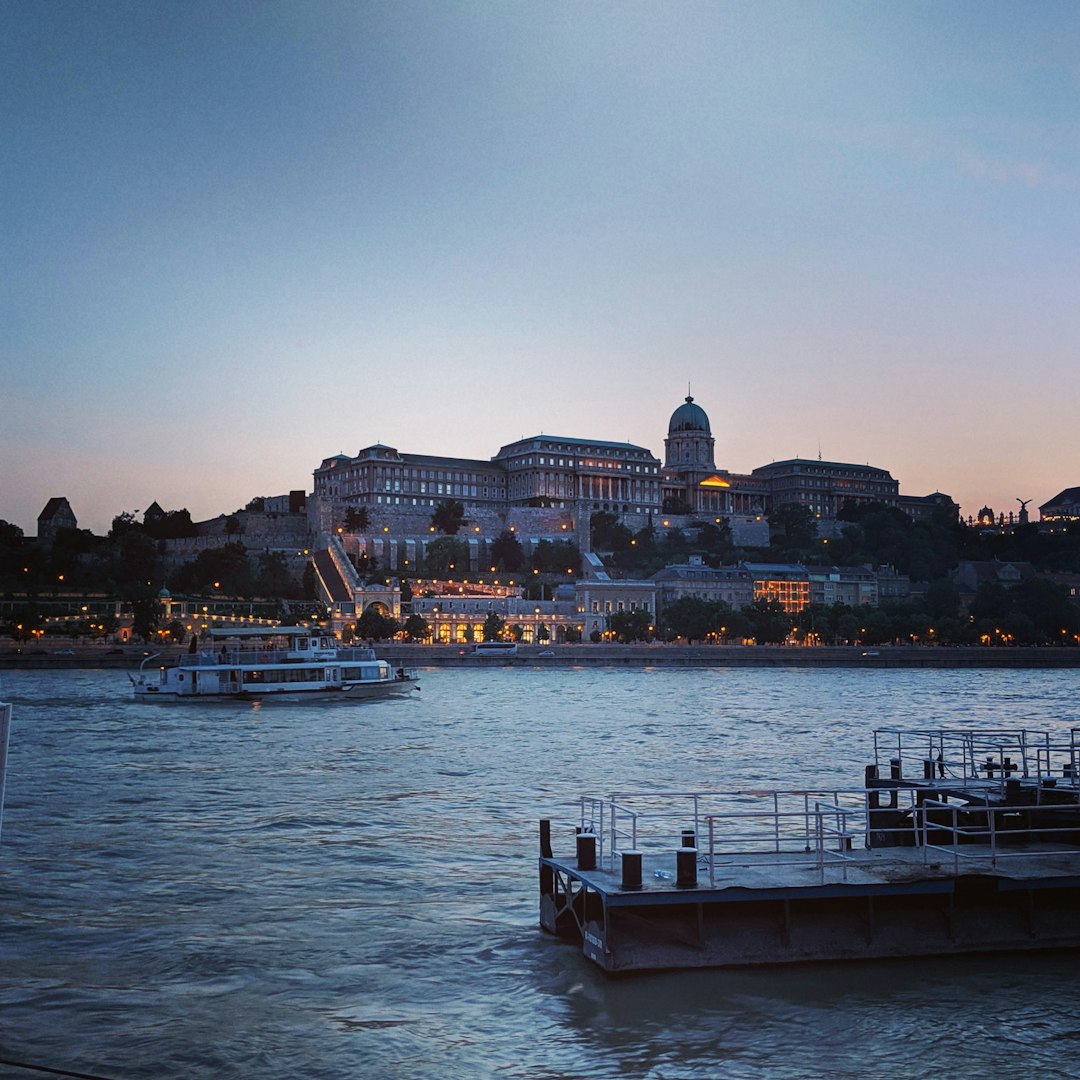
[676,846,697,888]
[621,850,642,890]
[576,829,596,871]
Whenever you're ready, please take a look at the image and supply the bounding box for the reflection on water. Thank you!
[1,667,1079,1079]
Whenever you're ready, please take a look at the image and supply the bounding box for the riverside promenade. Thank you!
[5,642,1080,670]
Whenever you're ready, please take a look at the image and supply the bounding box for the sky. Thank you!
[3,0,1078,536]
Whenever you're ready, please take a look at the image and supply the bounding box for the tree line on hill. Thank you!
[3,497,1080,647]
[595,501,1080,646]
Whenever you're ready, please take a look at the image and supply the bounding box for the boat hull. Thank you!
[133,679,418,704]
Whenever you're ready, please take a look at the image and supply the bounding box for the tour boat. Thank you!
[131,626,418,703]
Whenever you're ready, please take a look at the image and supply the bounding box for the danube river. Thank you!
[2,666,1079,1079]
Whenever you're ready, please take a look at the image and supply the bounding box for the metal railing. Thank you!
[577,787,876,883]
[916,798,1080,874]
[569,782,1080,886]
[873,727,1080,791]
[178,646,379,667]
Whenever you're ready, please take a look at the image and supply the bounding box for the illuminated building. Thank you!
[312,392,950,535]
[492,435,662,513]
[744,563,811,614]
[660,396,765,516]
[750,459,899,519]
[1040,488,1080,531]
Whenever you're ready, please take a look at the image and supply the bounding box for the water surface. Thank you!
[1,667,1078,1078]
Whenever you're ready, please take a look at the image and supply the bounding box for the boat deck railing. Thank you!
[575,783,1080,886]
[178,646,380,667]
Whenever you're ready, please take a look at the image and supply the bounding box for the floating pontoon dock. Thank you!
[539,727,1080,973]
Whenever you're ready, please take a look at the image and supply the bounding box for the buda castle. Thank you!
[312,392,954,545]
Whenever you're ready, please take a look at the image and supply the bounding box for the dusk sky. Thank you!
[4,1,1078,536]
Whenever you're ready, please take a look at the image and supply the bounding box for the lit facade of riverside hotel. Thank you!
[311,394,955,537]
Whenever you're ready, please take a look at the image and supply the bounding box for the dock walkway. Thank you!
[540,726,1080,972]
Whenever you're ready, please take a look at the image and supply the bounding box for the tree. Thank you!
[591,511,633,554]
[746,599,791,644]
[344,506,370,532]
[662,596,726,643]
[357,607,399,641]
[173,543,252,596]
[490,530,524,572]
[109,529,163,593]
[424,536,468,577]
[144,509,198,540]
[431,499,467,535]
[531,539,580,574]
[403,614,430,642]
[253,551,297,598]
[609,610,652,642]
[482,612,506,641]
[768,504,817,550]
[131,595,164,642]
[924,579,961,620]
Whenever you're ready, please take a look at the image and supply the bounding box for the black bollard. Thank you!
[576,830,596,871]
[676,846,698,888]
[621,850,642,890]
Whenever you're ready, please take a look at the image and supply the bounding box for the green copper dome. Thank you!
[668,395,711,434]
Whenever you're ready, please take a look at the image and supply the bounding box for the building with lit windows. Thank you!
[805,565,879,608]
[651,557,753,611]
[493,435,662,513]
[1040,488,1080,530]
[575,580,657,640]
[310,391,953,559]
[314,444,508,511]
[750,459,899,519]
[660,396,766,517]
[744,563,811,614]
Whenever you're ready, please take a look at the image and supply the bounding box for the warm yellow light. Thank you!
[699,476,730,488]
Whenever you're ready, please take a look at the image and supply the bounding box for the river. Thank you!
[1,666,1079,1079]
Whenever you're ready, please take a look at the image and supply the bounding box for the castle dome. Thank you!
[668,395,711,435]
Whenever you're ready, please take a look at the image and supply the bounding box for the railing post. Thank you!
[708,816,715,887]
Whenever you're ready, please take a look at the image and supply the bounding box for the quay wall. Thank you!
[7,645,1080,670]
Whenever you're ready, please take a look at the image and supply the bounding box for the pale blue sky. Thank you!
[3,1,1078,535]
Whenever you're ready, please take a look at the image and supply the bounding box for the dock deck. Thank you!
[540,726,1080,972]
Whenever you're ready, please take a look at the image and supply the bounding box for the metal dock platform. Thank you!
[539,727,1080,973]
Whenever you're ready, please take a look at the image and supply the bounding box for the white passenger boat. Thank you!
[131,627,418,703]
